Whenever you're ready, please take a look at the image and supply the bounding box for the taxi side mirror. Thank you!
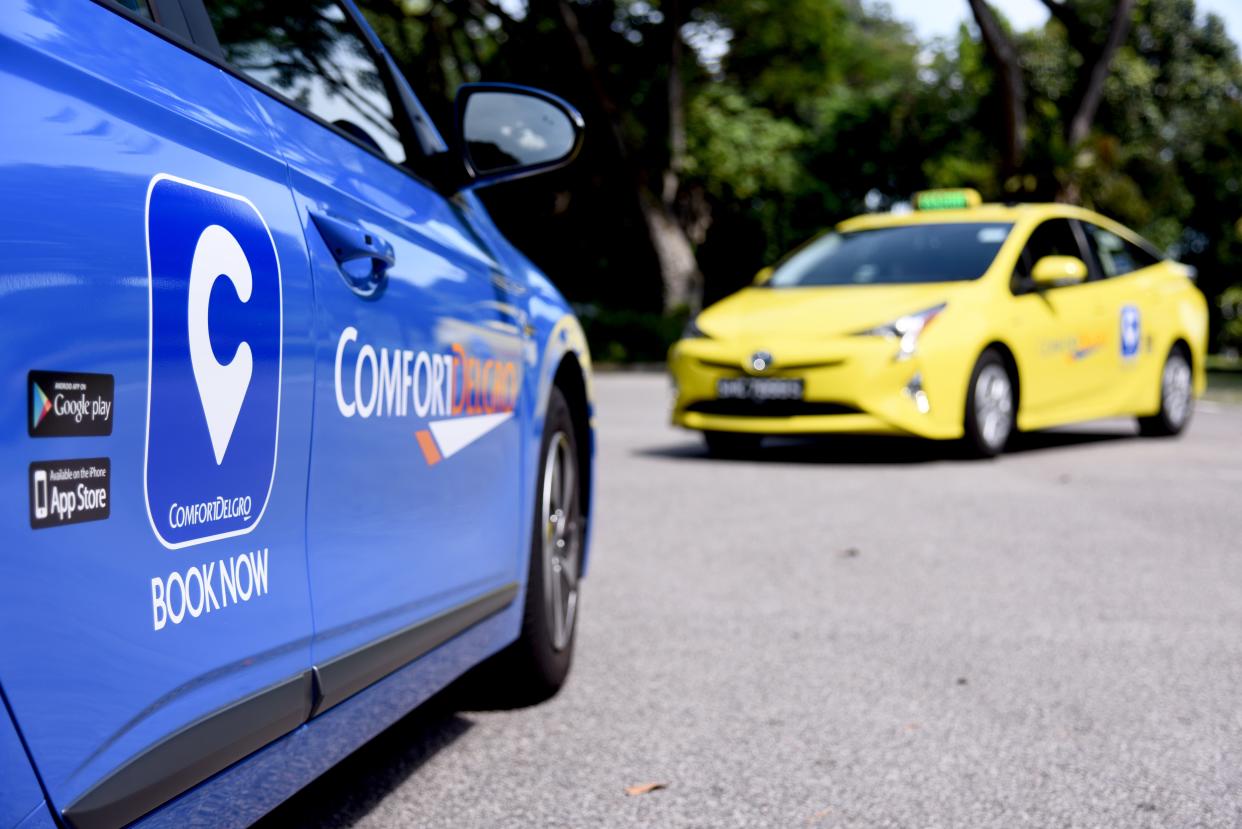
[1031,255,1088,287]
[753,266,774,285]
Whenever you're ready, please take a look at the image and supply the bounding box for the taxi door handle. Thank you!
[310,211,394,292]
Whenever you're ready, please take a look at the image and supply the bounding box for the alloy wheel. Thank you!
[541,431,580,652]
[1162,351,1192,429]
[975,363,1014,451]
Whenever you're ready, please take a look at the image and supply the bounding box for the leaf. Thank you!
[625,782,668,796]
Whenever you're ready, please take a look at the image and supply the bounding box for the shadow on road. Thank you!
[635,427,1137,466]
[253,697,472,829]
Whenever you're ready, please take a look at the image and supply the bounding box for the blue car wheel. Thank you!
[466,385,584,707]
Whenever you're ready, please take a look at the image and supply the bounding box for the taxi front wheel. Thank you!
[458,386,583,708]
[963,349,1016,458]
[1138,345,1193,437]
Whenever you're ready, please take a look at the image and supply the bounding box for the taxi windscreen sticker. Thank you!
[144,175,282,549]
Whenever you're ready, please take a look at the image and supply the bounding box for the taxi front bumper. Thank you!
[668,337,969,440]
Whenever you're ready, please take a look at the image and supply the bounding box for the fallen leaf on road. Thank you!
[625,782,667,796]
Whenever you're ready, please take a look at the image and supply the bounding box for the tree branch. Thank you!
[544,0,702,311]
[1036,0,1091,46]
[967,0,1027,175]
[1066,0,1135,148]
[548,0,629,163]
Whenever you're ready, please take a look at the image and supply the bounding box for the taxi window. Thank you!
[1013,218,1088,292]
[204,0,408,165]
[766,223,1013,287]
[1083,224,1163,277]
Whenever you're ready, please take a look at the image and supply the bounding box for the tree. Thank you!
[684,0,924,295]
[547,0,705,312]
[966,0,1027,176]
[472,0,707,313]
[966,0,1137,198]
[355,0,1242,357]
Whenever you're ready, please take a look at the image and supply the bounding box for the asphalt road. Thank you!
[263,374,1242,828]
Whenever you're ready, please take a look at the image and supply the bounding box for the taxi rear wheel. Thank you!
[1138,345,1193,437]
[963,349,1015,458]
[703,430,762,457]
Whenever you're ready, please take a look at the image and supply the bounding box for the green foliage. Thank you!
[355,0,1242,360]
[707,0,850,117]
[574,304,690,363]
[685,86,806,199]
[1220,285,1242,353]
[1016,0,1242,249]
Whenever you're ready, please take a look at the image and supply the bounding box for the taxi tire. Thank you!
[460,386,581,709]
[703,430,762,457]
[1138,345,1193,437]
[963,349,1016,458]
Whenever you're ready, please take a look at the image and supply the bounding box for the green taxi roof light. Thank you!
[914,188,982,211]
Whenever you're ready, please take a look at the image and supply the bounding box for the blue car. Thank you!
[0,2,594,827]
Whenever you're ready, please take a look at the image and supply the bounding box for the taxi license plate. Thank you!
[715,377,804,401]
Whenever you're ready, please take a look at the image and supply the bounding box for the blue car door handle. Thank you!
[310,211,395,292]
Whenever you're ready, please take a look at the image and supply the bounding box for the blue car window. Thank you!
[111,0,154,19]
[204,0,408,164]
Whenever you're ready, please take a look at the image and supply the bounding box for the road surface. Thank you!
[261,373,1242,828]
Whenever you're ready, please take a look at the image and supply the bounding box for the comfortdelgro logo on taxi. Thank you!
[334,326,519,465]
[144,175,282,549]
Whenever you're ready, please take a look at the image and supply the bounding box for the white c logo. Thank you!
[188,224,254,465]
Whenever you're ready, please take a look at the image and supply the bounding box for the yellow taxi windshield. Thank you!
[767,222,1012,287]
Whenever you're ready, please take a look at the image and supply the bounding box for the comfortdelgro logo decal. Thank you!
[334,327,519,465]
[1121,304,1141,360]
[144,175,282,548]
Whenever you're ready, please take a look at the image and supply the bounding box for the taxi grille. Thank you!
[685,400,861,418]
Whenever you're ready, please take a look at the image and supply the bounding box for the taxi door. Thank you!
[198,0,527,713]
[0,4,317,827]
[1006,218,1116,425]
[1079,222,1167,410]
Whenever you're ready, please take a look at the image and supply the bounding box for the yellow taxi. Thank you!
[669,190,1208,456]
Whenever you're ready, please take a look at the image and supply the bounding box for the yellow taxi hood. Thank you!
[696,282,972,340]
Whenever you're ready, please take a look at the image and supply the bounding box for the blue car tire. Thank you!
[468,385,583,707]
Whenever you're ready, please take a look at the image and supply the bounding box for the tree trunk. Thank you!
[659,0,704,310]
[967,0,1027,178]
[551,0,702,312]
[642,191,701,311]
[664,0,686,208]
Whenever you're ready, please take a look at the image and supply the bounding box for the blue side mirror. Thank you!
[454,83,584,191]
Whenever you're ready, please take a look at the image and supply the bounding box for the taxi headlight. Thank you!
[855,303,946,360]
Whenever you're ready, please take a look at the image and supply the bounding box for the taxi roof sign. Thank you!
[914,188,982,211]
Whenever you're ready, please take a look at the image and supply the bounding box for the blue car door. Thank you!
[0,2,316,827]
[197,0,527,710]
